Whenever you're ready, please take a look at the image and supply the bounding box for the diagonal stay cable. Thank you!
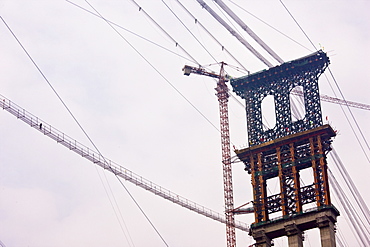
[214,0,284,64]
[82,1,171,245]
[160,0,218,63]
[330,149,370,226]
[328,68,370,152]
[329,168,370,246]
[279,0,370,162]
[126,0,200,66]
[172,0,250,72]
[195,0,274,68]
[66,0,195,64]
[227,0,312,52]
[279,0,317,50]
[324,73,370,163]
[69,0,221,135]
[68,0,232,151]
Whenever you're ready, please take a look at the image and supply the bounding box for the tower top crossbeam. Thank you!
[231,50,329,98]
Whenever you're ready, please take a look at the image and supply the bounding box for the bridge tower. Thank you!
[231,50,339,247]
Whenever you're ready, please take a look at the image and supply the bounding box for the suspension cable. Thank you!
[279,0,370,163]
[195,0,274,67]
[227,0,313,52]
[126,0,200,66]
[214,0,284,64]
[161,0,218,63]
[327,68,370,151]
[329,168,370,246]
[65,0,196,64]
[279,0,317,50]
[170,0,250,72]
[330,149,370,225]
[84,1,172,245]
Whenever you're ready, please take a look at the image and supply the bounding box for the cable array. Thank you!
[331,150,370,225]
[196,0,273,67]
[2,0,369,246]
[279,0,369,164]
[214,0,284,64]
[329,167,370,246]
[173,0,249,72]
[279,2,369,246]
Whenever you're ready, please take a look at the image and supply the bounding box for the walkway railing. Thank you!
[0,94,249,232]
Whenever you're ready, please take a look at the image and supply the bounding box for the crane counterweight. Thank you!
[182,65,229,81]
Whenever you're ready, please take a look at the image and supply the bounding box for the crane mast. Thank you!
[183,63,236,247]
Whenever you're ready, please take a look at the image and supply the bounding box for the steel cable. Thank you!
[0,15,136,247]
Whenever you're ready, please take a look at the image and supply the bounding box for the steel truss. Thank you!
[231,50,330,146]
[231,51,336,226]
[236,126,336,224]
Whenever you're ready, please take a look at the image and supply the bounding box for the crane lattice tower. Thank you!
[231,50,339,247]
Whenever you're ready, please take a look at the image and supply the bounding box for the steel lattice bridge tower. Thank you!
[231,50,339,247]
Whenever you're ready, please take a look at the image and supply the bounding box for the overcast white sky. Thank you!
[0,0,369,246]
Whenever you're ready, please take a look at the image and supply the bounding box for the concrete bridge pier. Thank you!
[285,223,303,247]
[317,215,337,247]
[253,230,272,247]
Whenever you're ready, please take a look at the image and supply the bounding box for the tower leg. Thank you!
[285,223,303,247]
[317,216,336,247]
[252,230,272,247]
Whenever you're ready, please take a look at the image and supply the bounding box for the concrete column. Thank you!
[252,229,272,247]
[317,215,336,247]
[284,223,303,247]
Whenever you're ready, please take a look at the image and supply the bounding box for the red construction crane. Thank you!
[183,63,236,247]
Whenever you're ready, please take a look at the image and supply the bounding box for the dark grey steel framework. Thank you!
[231,51,339,247]
[231,50,330,146]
